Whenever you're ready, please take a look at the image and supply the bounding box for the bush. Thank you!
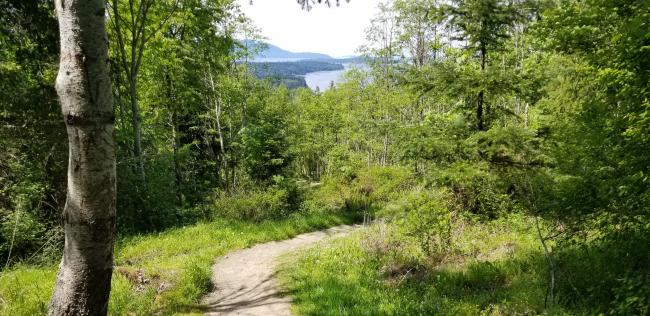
[399,193,454,258]
[432,161,512,218]
[345,166,415,212]
[0,180,62,266]
[324,145,366,181]
[211,178,303,222]
[1,209,46,265]
[212,189,288,221]
[300,180,348,214]
[555,228,650,314]
[374,188,455,261]
[611,274,650,315]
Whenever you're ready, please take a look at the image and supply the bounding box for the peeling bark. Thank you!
[50,0,116,315]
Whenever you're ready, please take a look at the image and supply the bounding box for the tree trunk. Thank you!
[382,131,389,166]
[129,78,145,181]
[50,0,116,315]
[524,102,529,128]
[110,0,162,184]
[207,68,228,187]
[477,45,486,131]
[477,90,484,131]
[171,110,182,204]
[164,70,182,204]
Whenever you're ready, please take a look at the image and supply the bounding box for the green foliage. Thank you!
[447,0,521,53]
[611,274,650,316]
[396,192,454,257]
[432,161,508,217]
[553,228,650,314]
[353,166,415,206]
[2,0,649,313]
[240,114,292,183]
[321,166,414,216]
[323,144,367,181]
[211,186,299,222]
[394,114,467,167]
[0,0,65,265]
[300,180,349,214]
[0,210,46,261]
[529,0,650,238]
[467,126,545,167]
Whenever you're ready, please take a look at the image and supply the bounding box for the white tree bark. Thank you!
[50,0,116,315]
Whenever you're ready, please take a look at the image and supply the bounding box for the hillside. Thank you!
[256,42,333,60]
[242,40,334,60]
[249,60,344,88]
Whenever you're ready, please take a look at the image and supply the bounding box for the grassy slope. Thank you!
[0,211,357,315]
[280,214,573,315]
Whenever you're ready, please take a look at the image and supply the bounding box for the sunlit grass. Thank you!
[0,211,355,315]
[280,214,573,315]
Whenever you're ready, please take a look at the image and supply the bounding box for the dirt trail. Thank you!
[201,224,362,315]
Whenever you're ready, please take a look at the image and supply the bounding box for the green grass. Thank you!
[280,213,572,315]
[0,211,358,315]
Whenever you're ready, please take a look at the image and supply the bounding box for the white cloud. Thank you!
[236,0,381,57]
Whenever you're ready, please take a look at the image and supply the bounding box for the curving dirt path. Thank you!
[201,224,362,315]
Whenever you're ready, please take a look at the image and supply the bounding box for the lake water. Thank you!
[305,64,364,91]
[253,57,307,62]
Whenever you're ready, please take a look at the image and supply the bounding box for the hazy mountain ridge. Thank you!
[258,43,333,60]
[241,40,334,60]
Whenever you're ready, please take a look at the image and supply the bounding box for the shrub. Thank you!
[375,189,455,260]
[211,178,303,221]
[432,161,512,218]
[400,193,454,258]
[344,166,415,213]
[300,180,348,214]
[555,228,650,314]
[324,144,366,181]
[0,209,46,265]
[212,189,289,221]
[611,274,650,315]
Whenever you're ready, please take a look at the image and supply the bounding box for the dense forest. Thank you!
[1,0,649,315]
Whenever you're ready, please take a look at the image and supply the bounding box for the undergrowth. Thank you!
[280,186,650,315]
[280,213,566,315]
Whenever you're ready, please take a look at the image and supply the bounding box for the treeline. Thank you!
[250,60,344,78]
[248,60,345,89]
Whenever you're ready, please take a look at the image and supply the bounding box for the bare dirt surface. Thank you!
[201,224,362,315]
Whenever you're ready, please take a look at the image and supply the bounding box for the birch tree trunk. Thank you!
[207,68,228,186]
[50,0,116,314]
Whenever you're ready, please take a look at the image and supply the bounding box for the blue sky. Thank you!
[236,0,381,57]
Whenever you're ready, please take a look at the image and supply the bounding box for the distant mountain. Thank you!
[242,40,334,60]
[260,43,333,60]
